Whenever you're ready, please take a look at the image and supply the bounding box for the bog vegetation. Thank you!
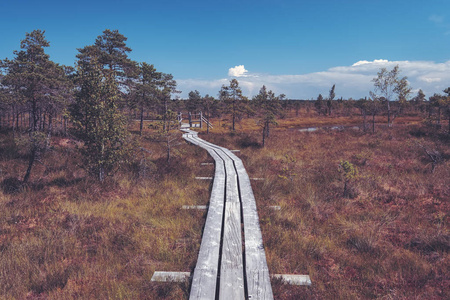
[0,29,449,299]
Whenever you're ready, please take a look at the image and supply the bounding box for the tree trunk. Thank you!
[32,100,38,132]
[163,98,168,131]
[46,114,53,149]
[16,112,20,131]
[262,125,266,147]
[387,101,391,128]
[23,147,37,184]
[437,106,441,129]
[63,116,67,136]
[232,101,236,131]
[139,103,144,136]
[362,109,366,132]
[343,180,348,196]
[372,112,376,133]
[206,110,210,135]
[448,108,450,134]
[166,138,171,163]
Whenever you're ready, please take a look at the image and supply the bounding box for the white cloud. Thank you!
[419,76,442,83]
[176,60,450,99]
[352,59,389,66]
[228,65,249,77]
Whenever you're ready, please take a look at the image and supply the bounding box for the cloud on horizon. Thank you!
[176,60,450,100]
[228,65,249,77]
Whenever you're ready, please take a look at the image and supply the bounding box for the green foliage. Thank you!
[93,29,137,82]
[219,79,249,131]
[327,84,336,115]
[148,109,181,163]
[70,60,130,182]
[278,154,297,181]
[186,90,203,112]
[253,85,281,146]
[372,65,411,127]
[315,93,324,115]
[339,160,359,181]
[1,30,71,183]
[130,62,163,135]
[15,131,47,155]
[339,160,359,196]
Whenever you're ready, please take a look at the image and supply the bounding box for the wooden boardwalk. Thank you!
[182,129,273,300]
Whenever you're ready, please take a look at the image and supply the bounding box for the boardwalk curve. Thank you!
[182,129,273,300]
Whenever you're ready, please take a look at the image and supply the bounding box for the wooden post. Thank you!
[189,112,192,127]
[200,111,203,128]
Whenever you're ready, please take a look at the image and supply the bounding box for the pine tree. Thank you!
[253,85,281,146]
[219,79,248,131]
[94,29,137,83]
[0,30,70,183]
[131,62,163,135]
[327,84,336,116]
[315,94,324,115]
[70,57,130,182]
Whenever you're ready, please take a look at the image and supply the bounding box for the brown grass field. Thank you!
[0,110,448,299]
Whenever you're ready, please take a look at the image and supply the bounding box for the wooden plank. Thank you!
[183,129,275,299]
[189,268,217,299]
[247,269,274,300]
[220,201,245,300]
[269,206,281,211]
[234,160,274,299]
[151,271,191,282]
[186,131,226,300]
[181,205,208,210]
[192,133,245,299]
[272,274,312,286]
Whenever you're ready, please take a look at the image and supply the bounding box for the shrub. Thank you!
[339,160,359,197]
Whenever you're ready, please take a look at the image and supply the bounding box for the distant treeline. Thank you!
[1,29,449,183]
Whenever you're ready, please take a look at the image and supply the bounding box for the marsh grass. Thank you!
[0,110,448,299]
[0,127,211,299]
[203,123,449,299]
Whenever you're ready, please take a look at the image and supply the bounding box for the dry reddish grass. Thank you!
[196,108,424,135]
[0,127,212,299]
[202,123,449,299]
[0,109,447,299]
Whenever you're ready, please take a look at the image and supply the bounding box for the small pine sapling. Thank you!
[339,160,359,197]
[278,155,297,181]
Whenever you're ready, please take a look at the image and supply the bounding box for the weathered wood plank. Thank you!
[247,269,274,299]
[272,274,312,286]
[220,194,245,298]
[183,129,275,299]
[184,131,226,300]
[189,268,217,300]
[234,158,274,299]
[181,205,208,210]
[151,271,191,282]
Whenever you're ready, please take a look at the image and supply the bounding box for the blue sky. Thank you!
[1,0,450,99]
